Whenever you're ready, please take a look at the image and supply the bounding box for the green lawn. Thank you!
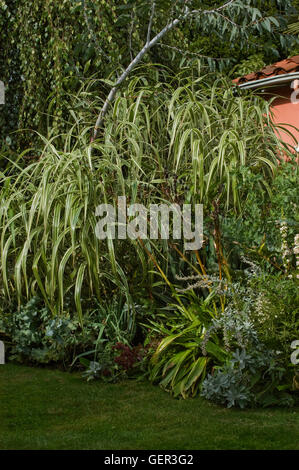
[0,363,298,450]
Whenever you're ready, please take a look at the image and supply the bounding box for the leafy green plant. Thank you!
[0,294,139,366]
[247,274,299,366]
[0,296,81,363]
[232,53,266,78]
[148,295,228,398]
[81,341,150,383]
[201,345,294,409]
[198,271,298,408]
[147,240,298,404]
[221,162,299,272]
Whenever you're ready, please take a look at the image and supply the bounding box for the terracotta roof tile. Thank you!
[233,55,299,85]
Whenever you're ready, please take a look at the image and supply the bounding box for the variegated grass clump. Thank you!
[0,68,289,324]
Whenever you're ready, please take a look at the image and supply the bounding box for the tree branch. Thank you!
[91,0,240,141]
[147,1,156,45]
[129,8,136,62]
[157,42,231,62]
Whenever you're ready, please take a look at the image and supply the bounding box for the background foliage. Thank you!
[0,0,298,151]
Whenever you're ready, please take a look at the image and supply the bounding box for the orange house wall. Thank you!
[264,85,299,156]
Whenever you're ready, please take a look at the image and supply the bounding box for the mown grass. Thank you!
[0,364,298,450]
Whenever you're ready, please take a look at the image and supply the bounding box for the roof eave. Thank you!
[236,72,299,90]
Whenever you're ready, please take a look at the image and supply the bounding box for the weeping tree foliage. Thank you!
[0,0,297,149]
[286,0,299,34]
[92,0,296,138]
[0,0,145,148]
[0,68,290,320]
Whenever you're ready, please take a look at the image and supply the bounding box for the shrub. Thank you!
[0,295,138,366]
[81,342,151,383]
[148,295,228,398]
[201,346,294,409]
[199,273,299,408]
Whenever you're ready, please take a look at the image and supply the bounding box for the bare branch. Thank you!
[129,8,136,62]
[214,12,240,28]
[91,0,241,141]
[147,1,156,45]
[157,43,230,62]
[190,0,238,17]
